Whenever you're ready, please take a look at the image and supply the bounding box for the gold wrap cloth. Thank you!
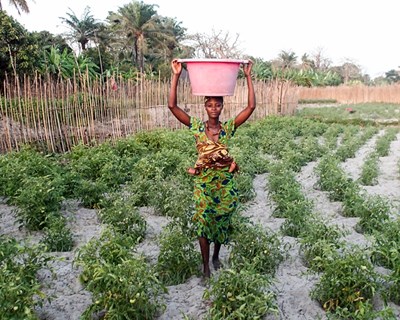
[194,140,234,170]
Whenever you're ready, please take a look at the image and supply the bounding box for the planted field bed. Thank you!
[1,103,400,319]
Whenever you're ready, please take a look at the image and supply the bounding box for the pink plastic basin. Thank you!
[177,59,248,96]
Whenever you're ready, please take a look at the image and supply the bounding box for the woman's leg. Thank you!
[212,242,222,270]
[199,237,210,277]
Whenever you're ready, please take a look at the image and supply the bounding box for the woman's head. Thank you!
[204,96,224,105]
[204,96,224,119]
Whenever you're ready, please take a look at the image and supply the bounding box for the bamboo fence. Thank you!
[0,75,298,153]
[298,84,400,104]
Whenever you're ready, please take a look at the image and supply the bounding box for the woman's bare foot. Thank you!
[212,258,222,270]
[204,267,211,278]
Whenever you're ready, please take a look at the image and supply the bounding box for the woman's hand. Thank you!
[228,161,239,173]
[243,59,253,77]
[187,167,199,175]
[171,59,182,75]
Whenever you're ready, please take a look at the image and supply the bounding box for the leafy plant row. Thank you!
[260,119,400,319]
[359,127,399,185]
[312,147,400,318]
[1,115,398,319]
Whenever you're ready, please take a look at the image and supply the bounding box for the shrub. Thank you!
[203,268,277,320]
[155,224,201,286]
[229,218,284,275]
[358,152,379,186]
[41,214,74,252]
[0,235,52,319]
[76,228,167,320]
[299,217,347,272]
[13,175,64,230]
[0,145,61,201]
[81,256,167,320]
[355,194,391,234]
[310,247,381,317]
[98,193,146,242]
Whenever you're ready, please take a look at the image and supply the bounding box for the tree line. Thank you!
[1,0,399,87]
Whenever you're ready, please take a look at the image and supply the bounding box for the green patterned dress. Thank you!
[189,117,239,244]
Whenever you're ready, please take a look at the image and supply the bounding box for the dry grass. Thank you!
[298,84,400,104]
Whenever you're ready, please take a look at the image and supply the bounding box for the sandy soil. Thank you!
[1,131,400,320]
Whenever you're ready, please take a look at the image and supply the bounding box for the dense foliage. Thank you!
[1,105,400,318]
[3,1,397,85]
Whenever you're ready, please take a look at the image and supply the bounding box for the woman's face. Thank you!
[204,97,223,118]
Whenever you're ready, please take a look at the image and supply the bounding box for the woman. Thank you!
[168,58,255,278]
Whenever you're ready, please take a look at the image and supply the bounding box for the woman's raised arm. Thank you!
[168,59,191,127]
[234,60,256,128]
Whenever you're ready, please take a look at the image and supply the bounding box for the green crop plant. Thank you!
[398,158,400,175]
[310,246,381,318]
[72,179,109,209]
[0,145,62,202]
[235,171,257,203]
[375,127,398,157]
[75,228,167,320]
[64,143,121,182]
[268,162,310,218]
[314,154,356,202]
[125,147,193,211]
[267,161,313,236]
[80,255,167,320]
[155,223,201,286]
[358,152,379,186]
[386,261,400,305]
[12,175,65,230]
[341,185,364,217]
[355,194,391,234]
[230,132,271,176]
[203,268,278,320]
[147,175,193,218]
[62,143,135,208]
[0,235,53,319]
[75,228,139,272]
[278,201,313,237]
[297,99,337,104]
[324,302,396,320]
[41,213,74,252]
[98,192,146,242]
[371,219,400,269]
[229,218,284,275]
[299,216,348,272]
[335,137,362,161]
[259,130,295,157]
[371,219,400,305]
[280,146,308,172]
[339,126,360,144]
[320,123,344,150]
[335,126,378,162]
[297,135,326,162]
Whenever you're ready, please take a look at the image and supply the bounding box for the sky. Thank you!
[5,0,399,78]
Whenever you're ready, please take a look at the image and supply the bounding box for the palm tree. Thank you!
[107,0,175,73]
[300,53,315,70]
[0,0,29,14]
[60,6,101,52]
[278,50,298,70]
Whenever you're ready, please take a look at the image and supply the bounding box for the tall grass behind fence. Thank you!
[298,84,400,104]
[0,74,298,153]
